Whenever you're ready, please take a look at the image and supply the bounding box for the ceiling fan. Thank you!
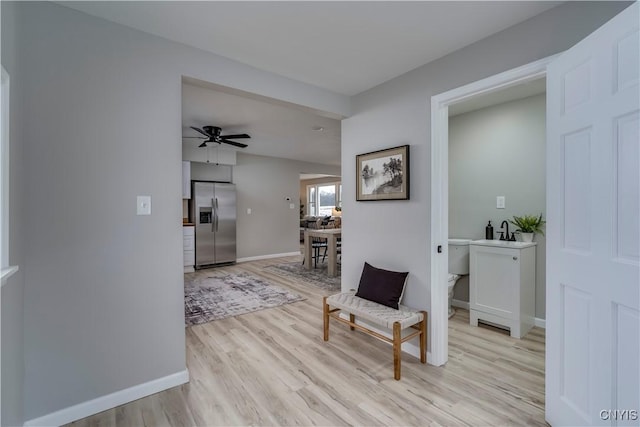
[184,126,250,148]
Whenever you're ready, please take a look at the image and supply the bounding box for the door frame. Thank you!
[429,54,559,366]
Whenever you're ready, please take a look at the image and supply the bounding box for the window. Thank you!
[317,185,335,216]
[307,181,341,216]
[308,186,316,216]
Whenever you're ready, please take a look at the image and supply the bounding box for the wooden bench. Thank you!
[323,291,428,380]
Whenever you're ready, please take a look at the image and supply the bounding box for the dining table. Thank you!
[303,228,341,277]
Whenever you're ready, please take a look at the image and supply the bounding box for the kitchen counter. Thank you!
[183,222,194,226]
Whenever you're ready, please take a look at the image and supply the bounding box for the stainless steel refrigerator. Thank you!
[191,181,237,268]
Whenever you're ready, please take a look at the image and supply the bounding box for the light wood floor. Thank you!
[68,256,546,426]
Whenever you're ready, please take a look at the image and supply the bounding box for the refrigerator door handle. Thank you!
[215,198,219,232]
[211,199,218,233]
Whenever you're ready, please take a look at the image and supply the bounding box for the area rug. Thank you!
[264,261,341,292]
[184,271,304,326]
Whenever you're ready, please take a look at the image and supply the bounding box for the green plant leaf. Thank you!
[509,213,546,235]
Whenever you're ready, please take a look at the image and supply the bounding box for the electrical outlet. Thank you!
[247,208,252,215]
[496,196,505,209]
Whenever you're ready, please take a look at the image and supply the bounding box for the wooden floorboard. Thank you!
[67,255,546,426]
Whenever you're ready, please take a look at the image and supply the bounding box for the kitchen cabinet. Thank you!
[182,146,237,165]
[183,225,195,272]
[182,161,191,199]
[469,241,536,338]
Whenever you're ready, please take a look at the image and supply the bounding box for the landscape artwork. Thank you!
[356,145,410,201]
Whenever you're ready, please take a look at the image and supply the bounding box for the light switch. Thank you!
[289,203,295,209]
[247,208,252,215]
[496,196,505,209]
[137,195,151,215]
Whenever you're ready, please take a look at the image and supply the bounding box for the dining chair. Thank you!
[302,217,330,267]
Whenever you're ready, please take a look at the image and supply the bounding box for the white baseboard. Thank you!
[236,251,300,263]
[451,300,545,329]
[451,299,470,310]
[23,369,189,427]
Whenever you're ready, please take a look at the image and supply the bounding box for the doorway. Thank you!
[299,173,342,259]
[429,55,557,366]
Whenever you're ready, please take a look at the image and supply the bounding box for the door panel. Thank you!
[471,248,517,318]
[615,29,639,93]
[546,4,639,425]
[614,304,639,422]
[562,128,592,252]
[614,112,639,263]
[560,284,591,421]
[214,183,236,264]
[193,182,215,267]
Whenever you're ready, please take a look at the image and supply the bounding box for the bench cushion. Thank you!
[326,291,423,329]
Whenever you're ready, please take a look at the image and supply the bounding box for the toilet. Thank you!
[448,238,471,318]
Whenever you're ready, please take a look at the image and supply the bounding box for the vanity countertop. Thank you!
[470,239,537,249]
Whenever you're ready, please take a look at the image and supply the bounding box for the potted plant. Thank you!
[510,214,545,242]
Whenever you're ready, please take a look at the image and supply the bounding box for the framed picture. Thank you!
[356,145,410,201]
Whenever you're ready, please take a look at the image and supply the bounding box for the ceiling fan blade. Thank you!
[222,140,248,148]
[183,136,206,139]
[198,141,208,148]
[190,126,210,137]
[221,134,250,139]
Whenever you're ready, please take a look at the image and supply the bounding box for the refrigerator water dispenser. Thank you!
[199,208,212,224]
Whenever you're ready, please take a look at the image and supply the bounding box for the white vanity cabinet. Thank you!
[183,226,195,272]
[469,240,536,338]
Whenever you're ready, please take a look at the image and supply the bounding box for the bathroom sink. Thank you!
[449,238,472,245]
[470,239,537,248]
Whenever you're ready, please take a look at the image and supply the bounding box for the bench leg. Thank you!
[323,296,329,341]
[420,311,428,364]
[349,313,355,331]
[393,321,401,380]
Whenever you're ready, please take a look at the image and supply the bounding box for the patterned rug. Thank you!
[184,271,304,326]
[264,261,341,292]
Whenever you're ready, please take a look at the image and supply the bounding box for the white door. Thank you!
[546,3,639,426]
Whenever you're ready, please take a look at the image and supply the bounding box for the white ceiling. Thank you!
[60,1,560,96]
[182,81,341,165]
[449,77,546,117]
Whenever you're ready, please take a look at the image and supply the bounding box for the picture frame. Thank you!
[356,145,410,201]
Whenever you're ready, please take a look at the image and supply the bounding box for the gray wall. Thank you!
[342,2,630,350]
[1,1,25,426]
[449,94,547,319]
[235,153,339,259]
[9,2,348,422]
